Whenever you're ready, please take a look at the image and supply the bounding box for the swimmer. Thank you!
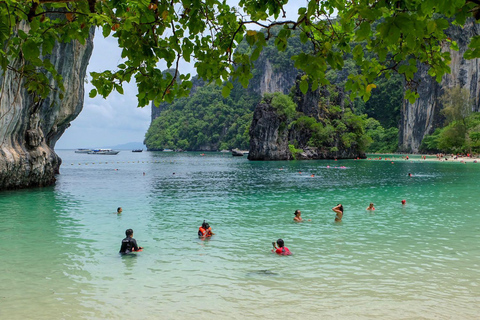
[271,239,291,255]
[401,199,406,205]
[293,210,311,222]
[332,204,344,222]
[119,229,143,254]
[198,220,215,238]
[408,173,412,177]
[116,207,122,214]
[366,203,375,211]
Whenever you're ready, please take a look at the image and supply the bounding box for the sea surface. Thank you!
[1,151,479,320]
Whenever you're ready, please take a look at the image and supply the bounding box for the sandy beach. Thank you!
[366,154,480,163]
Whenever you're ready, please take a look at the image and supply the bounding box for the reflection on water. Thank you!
[1,151,479,319]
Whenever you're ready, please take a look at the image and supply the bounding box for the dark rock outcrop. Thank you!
[0,24,94,190]
[399,21,480,152]
[248,77,366,160]
[248,102,291,160]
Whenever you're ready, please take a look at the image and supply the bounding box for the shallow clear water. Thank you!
[1,151,479,319]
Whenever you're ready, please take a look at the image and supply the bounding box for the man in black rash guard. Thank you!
[119,228,143,254]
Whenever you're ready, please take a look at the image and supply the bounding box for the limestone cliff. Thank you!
[248,56,298,96]
[399,21,480,152]
[0,25,93,190]
[248,77,366,160]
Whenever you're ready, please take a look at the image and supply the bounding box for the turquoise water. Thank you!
[1,151,479,319]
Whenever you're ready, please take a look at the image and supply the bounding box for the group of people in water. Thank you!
[118,200,407,256]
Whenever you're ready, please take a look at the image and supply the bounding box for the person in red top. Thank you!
[272,239,291,255]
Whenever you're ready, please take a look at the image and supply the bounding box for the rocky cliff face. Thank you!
[0,24,94,190]
[248,102,291,160]
[399,22,480,152]
[249,57,298,96]
[248,77,366,160]
[150,51,296,123]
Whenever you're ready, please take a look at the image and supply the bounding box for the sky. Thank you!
[56,36,152,149]
[55,2,305,149]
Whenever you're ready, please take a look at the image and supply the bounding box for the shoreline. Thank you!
[365,154,479,163]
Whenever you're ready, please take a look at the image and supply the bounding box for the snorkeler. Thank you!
[332,204,344,222]
[271,239,291,255]
[119,229,143,254]
[198,220,215,238]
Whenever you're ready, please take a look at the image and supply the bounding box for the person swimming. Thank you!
[293,210,311,222]
[198,220,214,238]
[332,204,344,222]
[366,203,375,211]
[271,239,291,255]
[119,228,143,254]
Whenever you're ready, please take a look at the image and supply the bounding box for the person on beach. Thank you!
[293,210,311,222]
[116,207,122,214]
[332,204,344,222]
[198,220,214,238]
[119,229,143,254]
[272,239,291,255]
[366,203,375,211]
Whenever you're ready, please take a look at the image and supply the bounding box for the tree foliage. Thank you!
[144,81,258,150]
[420,86,479,153]
[291,105,373,153]
[1,1,479,107]
[364,118,399,152]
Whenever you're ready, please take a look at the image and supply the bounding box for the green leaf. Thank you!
[221,85,231,97]
[356,22,370,41]
[115,84,124,94]
[22,40,40,61]
[89,89,98,98]
[102,25,111,38]
[299,79,308,94]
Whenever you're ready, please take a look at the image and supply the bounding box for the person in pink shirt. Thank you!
[271,239,291,255]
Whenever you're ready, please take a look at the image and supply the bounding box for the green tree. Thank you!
[440,86,473,125]
[1,1,480,107]
[421,86,476,153]
[144,82,256,150]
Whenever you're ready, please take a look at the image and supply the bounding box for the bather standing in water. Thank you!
[293,210,311,222]
[332,204,344,222]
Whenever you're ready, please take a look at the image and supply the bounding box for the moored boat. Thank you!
[232,149,244,156]
[75,148,92,153]
[88,149,120,155]
[132,149,143,152]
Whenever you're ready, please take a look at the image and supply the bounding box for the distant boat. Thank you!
[232,149,249,156]
[88,149,120,155]
[75,148,92,153]
[220,149,230,153]
[232,149,244,156]
[163,149,173,152]
[132,149,143,152]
